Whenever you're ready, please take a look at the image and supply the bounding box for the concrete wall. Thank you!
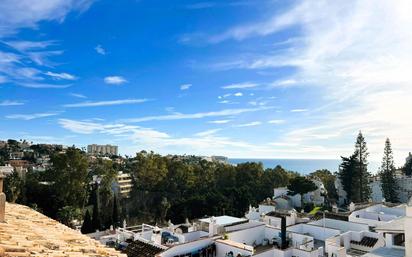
[160,238,214,257]
[215,241,253,257]
[227,225,265,245]
[287,224,340,241]
[308,218,369,233]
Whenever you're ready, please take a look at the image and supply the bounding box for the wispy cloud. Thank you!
[104,76,127,85]
[0,0,94,37]
[290,109,308,113]
[195,128,222,137]
[222,82,259,89]
[95,44,106,55]
[234,121,262,127]
[268,119,285,124]
[122,106,272,123]
[18,82,71,89]
[208,119,232,124]
[180,83,192,90]
[45,71,77,80]
[63,99,150,108]
[0,100,25,106]
[69,93,87,99]
[6,112,59,120]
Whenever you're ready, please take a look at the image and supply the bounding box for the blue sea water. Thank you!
[229,158,380,175]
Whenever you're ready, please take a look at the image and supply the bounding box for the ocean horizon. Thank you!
[229,158,380,174]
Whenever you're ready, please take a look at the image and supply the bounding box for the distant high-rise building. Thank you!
[87,144,118,156]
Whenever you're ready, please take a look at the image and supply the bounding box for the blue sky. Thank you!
[1,0,411,164]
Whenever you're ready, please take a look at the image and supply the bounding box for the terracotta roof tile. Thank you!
[0,203,126,257]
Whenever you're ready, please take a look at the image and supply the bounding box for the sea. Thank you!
[228,158,380,175]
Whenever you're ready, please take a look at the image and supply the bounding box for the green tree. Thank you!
[354,131,371,202]
[47,147,89,209]
[56,206,82,227]
[403,154,412,176]
[4,171,24,203]
[338,154,358,203]
[287,176,317,208]
[92,186,101,231]
[309,169,338,204]
[379,138,399,203]
[112,195,119,227]
[81,209,94,234]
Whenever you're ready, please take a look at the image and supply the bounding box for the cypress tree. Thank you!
[380,138,399,203]
[92,186,101,231]
[112,195,119,227]
[81,209,94,234]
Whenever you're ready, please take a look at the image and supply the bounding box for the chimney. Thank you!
[281,216,287,249]
[0,174,6,222]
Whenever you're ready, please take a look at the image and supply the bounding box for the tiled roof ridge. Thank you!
[0,202,127,257]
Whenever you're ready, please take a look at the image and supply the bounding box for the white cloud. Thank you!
[18,82,71,89]
[234,92,243,97]
[0,1,94,87]
[290,109,308,113]
[104,76,127,85]
[5,40,55,51]
[45,71,77,80]
[122,106,271,123]
[0,100,25,106]
[6,112,59,120]
[63,99,149,108]
[268,119,285,124]
[180,83,192,90]
[195,129,222,137]
[222,82,259,89]
[58,118,254,155]
[69,93,87,98]
[95,44,106,55]
[0,0,94,37]
[208,120,231,124]
[234,121,262,127]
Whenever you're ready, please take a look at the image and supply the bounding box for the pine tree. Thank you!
[81,209,94,234]
[338,154,358,203]
[353,131,371,202]
[379,138,399,203]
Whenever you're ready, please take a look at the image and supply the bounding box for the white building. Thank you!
[370,172,412,204]
[87,144,118,156]
[113,172,133,198]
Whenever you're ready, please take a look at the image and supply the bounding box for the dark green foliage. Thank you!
[403,155,412,176]
[309,169,338,204]
[338,132,371,203]
[92,187,101,231]
[81,209,94,234]
[4,171,24,203]
[354,131,371,202]
[287,175,317,208]
[47,147,89,209]
[126,152,291,223]
[112,195,119,227]
[338,154,358,203]
[56,206,82,227]
[379,138,398,203]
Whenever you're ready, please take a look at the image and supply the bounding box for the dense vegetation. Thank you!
[2,144,292,228]
[125,151,291,223]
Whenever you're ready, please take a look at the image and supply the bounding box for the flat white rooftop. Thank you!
[363,247,405,257]
[199,216,247,226]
